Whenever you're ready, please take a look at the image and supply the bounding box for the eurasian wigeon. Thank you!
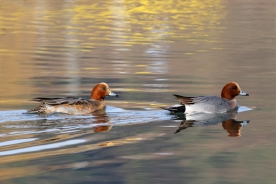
[28,82,118,114]
[162,82,249,114]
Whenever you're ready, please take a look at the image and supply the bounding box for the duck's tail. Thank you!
[160,104,186,113]
[25,105,47,114]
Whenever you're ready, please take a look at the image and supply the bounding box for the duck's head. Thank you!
[91,82,118,101]
[221,82,249,100]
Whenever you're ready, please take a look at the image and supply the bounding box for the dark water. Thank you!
[0,0,275,183]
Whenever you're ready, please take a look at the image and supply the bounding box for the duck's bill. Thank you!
[108,91,119,97]
[239,91,249,96]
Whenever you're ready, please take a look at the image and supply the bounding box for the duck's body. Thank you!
[163,82,249,114]
[29,97,106,114]
[28,82,118,114]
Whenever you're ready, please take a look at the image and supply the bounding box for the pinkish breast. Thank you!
[227,99,237,110]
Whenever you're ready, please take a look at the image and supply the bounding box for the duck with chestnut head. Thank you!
[28,82,118,114]
[162,82,249,114]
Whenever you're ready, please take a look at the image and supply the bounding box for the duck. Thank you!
[28,82,118,114]
[162,82,249,114]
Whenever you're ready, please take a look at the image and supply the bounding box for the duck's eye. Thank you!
[232,86,237,90]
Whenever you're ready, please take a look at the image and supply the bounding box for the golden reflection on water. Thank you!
[0,0,226,53]
[64,0,225,45]
[0,0,225,44]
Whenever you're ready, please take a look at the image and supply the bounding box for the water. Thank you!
[0,0,275,183]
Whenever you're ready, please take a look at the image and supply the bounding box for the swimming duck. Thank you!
[162,82,249,114]
[28,82,118,114]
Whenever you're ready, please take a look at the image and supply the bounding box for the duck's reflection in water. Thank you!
[173,110,250,137]
[222,119,249,137]
[92,113,112,133]
[32,110,113,137]
[65,107,112,131]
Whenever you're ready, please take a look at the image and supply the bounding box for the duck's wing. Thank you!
[31,97,91,105]
[174,95,223,106]
[173,94,196,105]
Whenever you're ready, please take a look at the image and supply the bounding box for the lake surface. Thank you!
[0,0,275,183]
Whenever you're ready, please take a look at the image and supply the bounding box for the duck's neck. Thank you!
[91,96,104,101]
